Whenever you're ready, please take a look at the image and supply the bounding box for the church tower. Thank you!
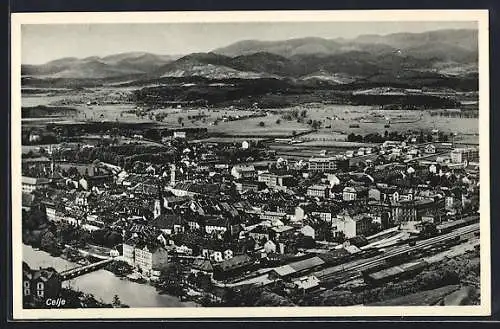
[170,164,176,186]
[50,155,55,177]
[154,199,162,219]
[154,180,164,219]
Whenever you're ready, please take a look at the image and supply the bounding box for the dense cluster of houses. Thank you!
[21,134,480,290]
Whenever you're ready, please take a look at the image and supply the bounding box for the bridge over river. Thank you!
[58,244,202,281]
[60,258,115,281]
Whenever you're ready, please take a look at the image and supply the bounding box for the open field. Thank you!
[453,134,479,145]
[22,117,70,129]
[22,145,49,154]
[207,114,311,136]
[22,142,77,154]
[298,131,348,142]
[78,134,164,147]
[208,117,311,136]
[147,108,257,128]
[70,104,139,122]
[22,95,75,107]
[298,140,374,147]
[21,91,478,141]
[190,137,268,144]
[21,86,133,107]
[278,104,478,136]
[268,144,374,160]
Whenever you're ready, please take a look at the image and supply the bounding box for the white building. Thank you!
[293,275,320,291]
[424,144,436,154]
[343,215,372,238]
[264,240,277,253]
[205,219,227,235]
[231,165,256,179]
[450,147,479,164]
[28,132,41,143]
[308,157,339,172]
[22,176,50,193]
[333,213,373,239]
[325,173,341,187]
[258,172,294,189]
[173,131,186,139]
[307,185,330,199]
[300,225,315,239]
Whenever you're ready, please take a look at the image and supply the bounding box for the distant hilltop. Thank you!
[21,29,478,84]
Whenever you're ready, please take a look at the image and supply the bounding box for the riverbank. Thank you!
[23,244,199,308]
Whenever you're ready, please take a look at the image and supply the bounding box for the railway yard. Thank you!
[222,216,480,297]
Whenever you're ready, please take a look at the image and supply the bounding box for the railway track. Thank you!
[316,223,479,283]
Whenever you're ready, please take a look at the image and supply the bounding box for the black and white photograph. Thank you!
[10,10,490,319]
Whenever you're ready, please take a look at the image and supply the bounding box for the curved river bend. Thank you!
[23,244,198,308]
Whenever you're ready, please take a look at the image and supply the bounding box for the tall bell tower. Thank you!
[154,180,164,219]
[170,164,176,186]
[153,199,161,219]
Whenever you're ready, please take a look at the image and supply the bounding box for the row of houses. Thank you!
[44,203,104,232]
[296,195,444,226]
[231,165,297,191]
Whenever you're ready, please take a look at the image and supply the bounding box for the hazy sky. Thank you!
[22,21,477,64]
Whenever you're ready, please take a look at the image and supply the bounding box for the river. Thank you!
[23,244,199,308]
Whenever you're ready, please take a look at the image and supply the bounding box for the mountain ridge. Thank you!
[213,29,477,59]
[21,29,477,82]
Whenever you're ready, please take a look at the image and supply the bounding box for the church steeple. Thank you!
[50,154,55,178]
[170,164,176,186]
[154,180,164,219]
[157,180,163,200]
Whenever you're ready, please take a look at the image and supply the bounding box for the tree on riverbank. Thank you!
[112,295,122,308]
[105,260,133,276]
[22,206,63,255]
[23,207,47,230]
[40,231,60,255]
[157,263,184,297]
